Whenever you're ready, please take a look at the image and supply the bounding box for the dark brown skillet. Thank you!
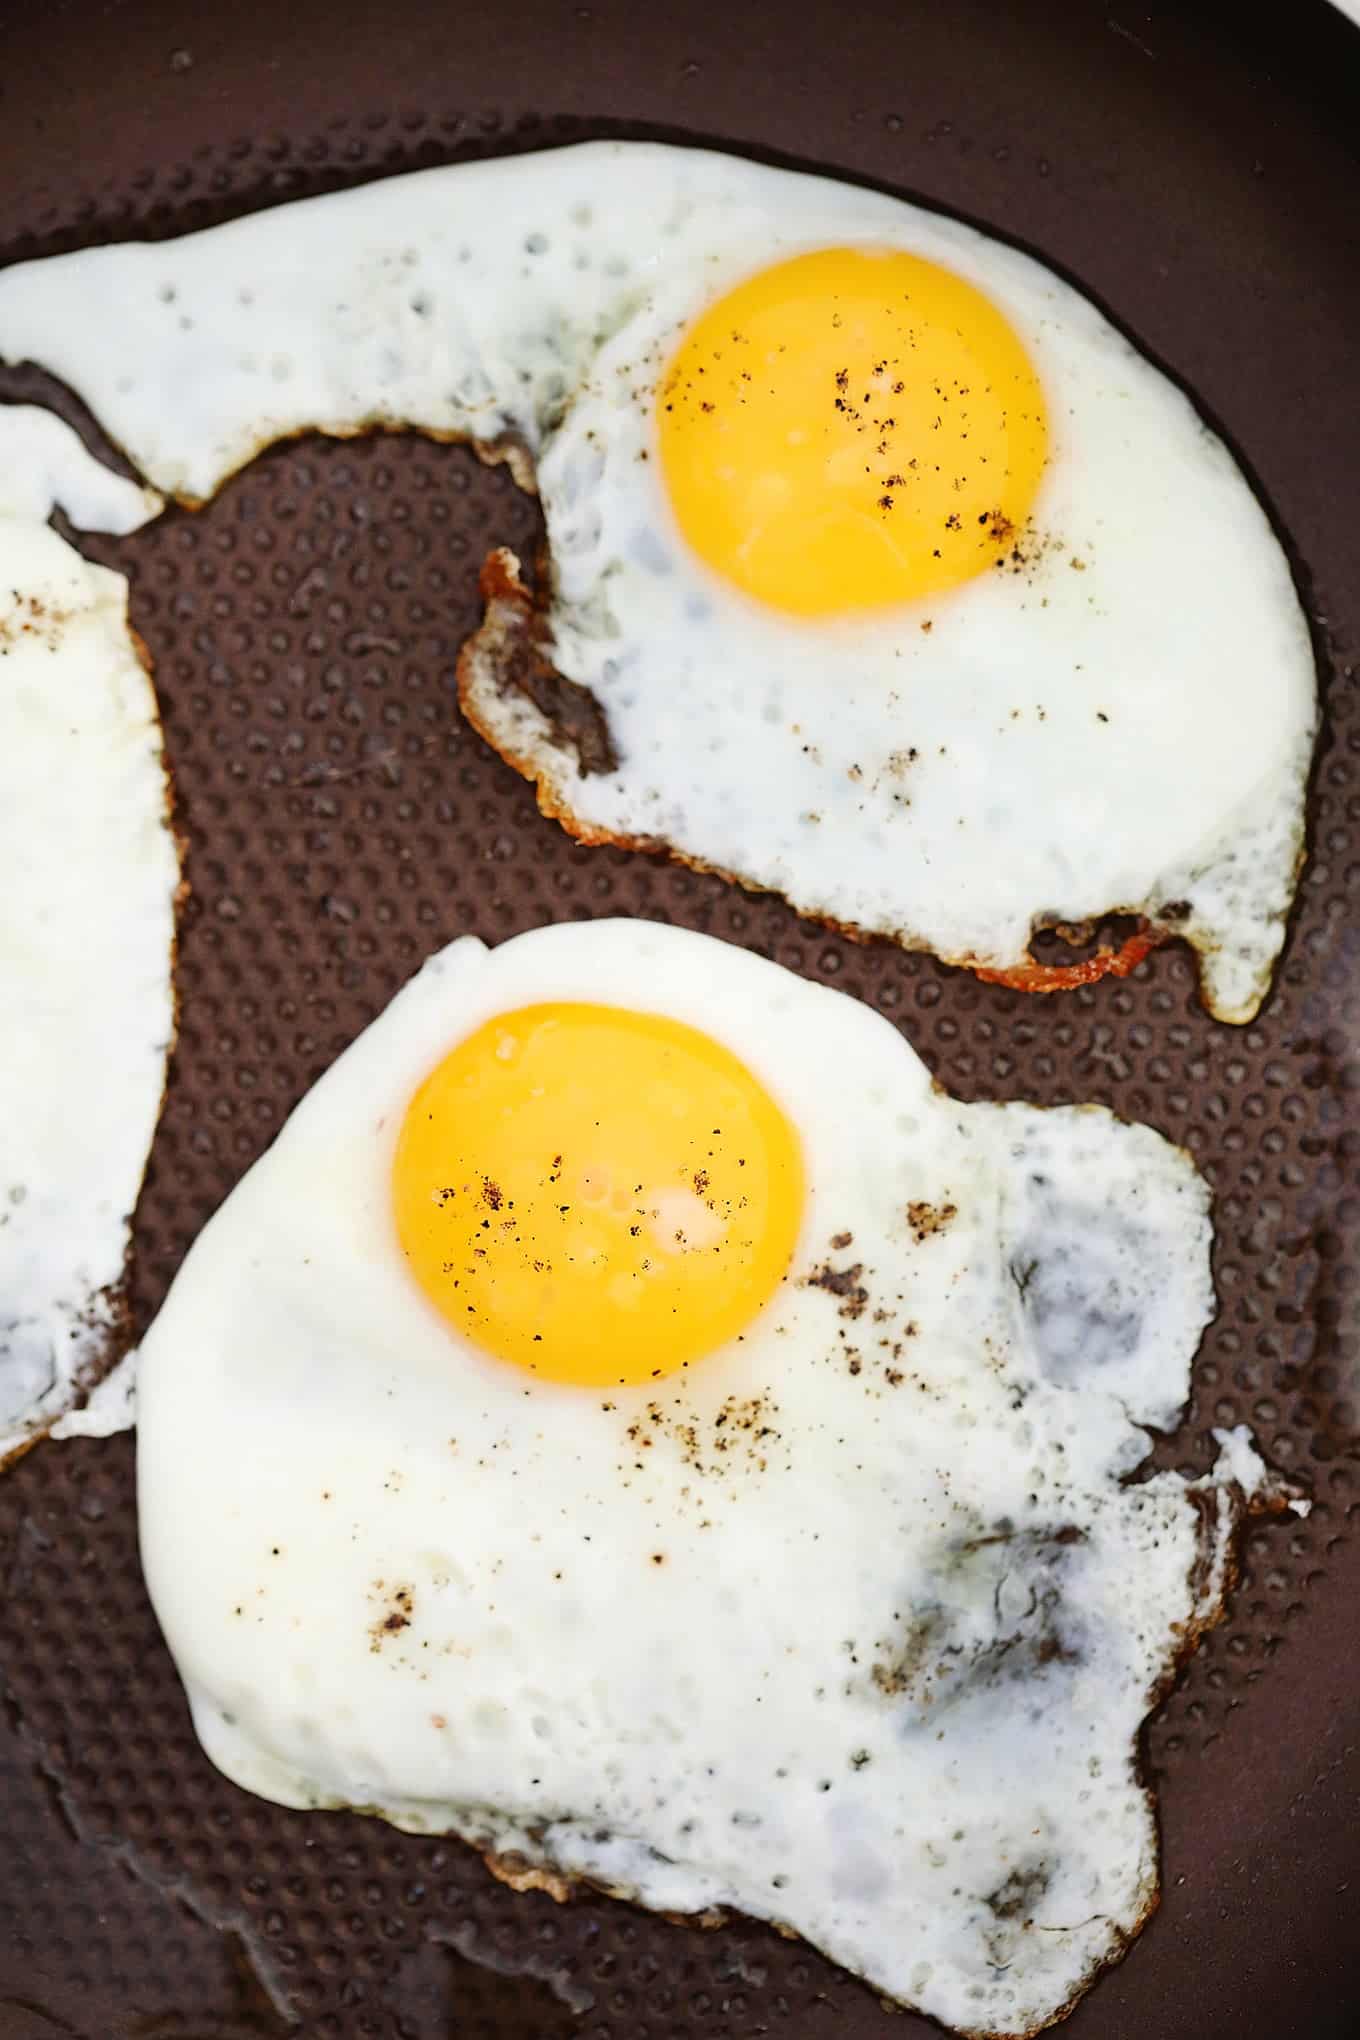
[1,3,1357,2036]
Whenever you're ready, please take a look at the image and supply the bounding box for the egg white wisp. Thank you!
[0,141,1315,1022]
[0,406,177,1467]
[138,920,1266,2037]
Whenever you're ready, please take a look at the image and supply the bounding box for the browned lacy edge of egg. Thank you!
[0,1282,136,1475]
[159,415,1186,1004]
[0,622,188,1474]
[465,1477,1294,2040]
[457,546,1176,999]
[162,414,538,515]
[157,413,628,764]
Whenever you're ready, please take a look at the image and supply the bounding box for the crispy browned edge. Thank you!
[154,414,1188,1001]
[456,547,1179,1002]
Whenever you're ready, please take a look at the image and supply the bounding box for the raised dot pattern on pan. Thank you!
[0,115,1356,2039]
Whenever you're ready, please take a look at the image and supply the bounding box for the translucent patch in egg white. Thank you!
[536,371,570,430]
[1,1323,56,1426]
[628,524,672,575]
[560,503,603,555]
[451,364,496,410]
[550,435,607,508]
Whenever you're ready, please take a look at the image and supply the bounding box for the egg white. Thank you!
[0,407,176,1465]
[0,141,1316,1021]
[139,919,1245,2037]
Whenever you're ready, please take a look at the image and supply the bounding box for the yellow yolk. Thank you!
[392,1003,805,1386]
[657,245,1048,616]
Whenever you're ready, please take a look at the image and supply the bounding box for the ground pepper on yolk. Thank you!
[658,245,1048,616]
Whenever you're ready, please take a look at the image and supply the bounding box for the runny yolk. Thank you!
[391,1003,805,1386]
[657,245,1048,616]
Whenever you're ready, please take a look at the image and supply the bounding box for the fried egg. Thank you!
[0,142,1315,1021]
[0,406,177,1467]
[138,919,1264,2036]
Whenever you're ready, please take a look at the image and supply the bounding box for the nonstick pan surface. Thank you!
[1,3,1358,2037]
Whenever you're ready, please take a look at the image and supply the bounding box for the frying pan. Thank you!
[1,3,1357,2036]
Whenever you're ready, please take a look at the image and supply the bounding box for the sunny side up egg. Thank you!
[137,919,1267,2039]
[0,407,178,1466]
[0,141,1315,1022]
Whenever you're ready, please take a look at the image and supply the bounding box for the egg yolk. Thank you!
[657,245,1048,616]
[391,1003,805,1386]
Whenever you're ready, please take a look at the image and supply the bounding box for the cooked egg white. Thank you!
[0,406,177,1466]
[139,919,1256,2037]
[0,141,1315,1021]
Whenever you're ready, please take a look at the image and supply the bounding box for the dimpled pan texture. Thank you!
[0,3,1357,2038]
